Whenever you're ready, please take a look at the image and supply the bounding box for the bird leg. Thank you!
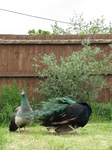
[24,127,26,132]
[19,128,20,133]
[68,125,80,135]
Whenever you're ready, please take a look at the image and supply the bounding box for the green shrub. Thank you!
[33,39,112,102]
[28,29,51,35]
[90,102,112,122]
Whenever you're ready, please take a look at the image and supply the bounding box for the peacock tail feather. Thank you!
[38,97,76,117]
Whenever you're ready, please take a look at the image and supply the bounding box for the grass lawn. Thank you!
[0,122,112,150]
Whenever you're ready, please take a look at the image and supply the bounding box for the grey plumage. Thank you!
[9,89,33,132]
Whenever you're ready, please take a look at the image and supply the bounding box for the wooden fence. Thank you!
[0,34,112,101]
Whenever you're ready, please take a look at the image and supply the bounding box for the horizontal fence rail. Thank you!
[0,34,112,101]
[0,39,112,44]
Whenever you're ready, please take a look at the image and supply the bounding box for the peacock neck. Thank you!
[21,94,30,106]
[23,94,27,99]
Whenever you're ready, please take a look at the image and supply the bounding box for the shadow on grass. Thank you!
[8,125,89,137]
[21,128,88,136]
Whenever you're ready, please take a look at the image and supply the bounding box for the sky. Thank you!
[0,0,112,35]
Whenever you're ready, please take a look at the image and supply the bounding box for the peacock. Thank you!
[9,89,33,132]
[33,97,92,134]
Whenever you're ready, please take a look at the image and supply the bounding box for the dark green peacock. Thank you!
[9,89,33,132]
[33,97,92,134]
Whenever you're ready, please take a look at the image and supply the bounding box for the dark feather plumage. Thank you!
[9,106,20,131]
[38,97,92,134]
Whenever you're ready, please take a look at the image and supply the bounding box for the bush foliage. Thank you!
[90,102,112,122]
[33,39,112,102]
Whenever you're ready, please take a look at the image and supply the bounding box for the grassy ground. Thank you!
[0,123,112,150]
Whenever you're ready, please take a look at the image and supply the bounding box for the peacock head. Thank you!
[20,89,25,95]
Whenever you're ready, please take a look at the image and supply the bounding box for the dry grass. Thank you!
[1,123,112,150]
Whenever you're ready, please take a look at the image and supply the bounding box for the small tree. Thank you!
[28,12,112,35]
[33,39,112,102]
[51,12,112,35]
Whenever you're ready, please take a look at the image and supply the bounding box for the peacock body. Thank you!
[9,89,33,132]
[35,97,92,134]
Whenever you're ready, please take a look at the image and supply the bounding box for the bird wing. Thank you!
[27,97,77,127]
[52,117,76,125]
[9,106,20,131]
[49,103,85,125]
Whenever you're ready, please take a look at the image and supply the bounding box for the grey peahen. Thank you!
[9,89,33,132]
[33,97,92,134]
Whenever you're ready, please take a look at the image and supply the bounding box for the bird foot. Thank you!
[68,125,80,135]
[19,128,20,133]
[75,130,80,135]
[47,127,51,131]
